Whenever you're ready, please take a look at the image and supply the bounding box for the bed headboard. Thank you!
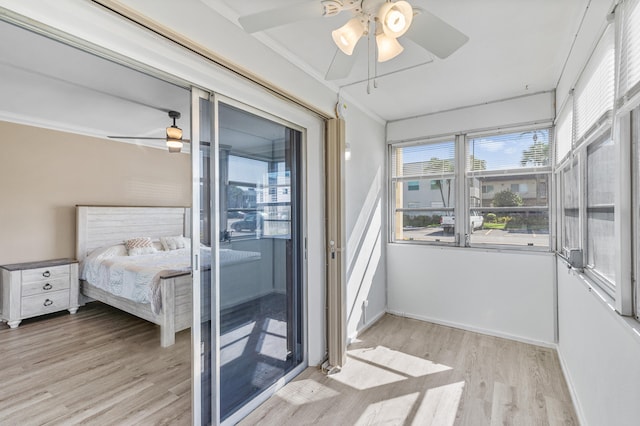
[76,206,190,262]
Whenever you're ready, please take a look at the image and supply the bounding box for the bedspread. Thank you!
[81,247,260,314]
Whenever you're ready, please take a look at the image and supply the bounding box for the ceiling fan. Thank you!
[237,0,469,80]
[108,110,190,153]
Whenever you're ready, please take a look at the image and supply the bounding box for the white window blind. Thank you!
[391,140,456,178]
[574,25,615,142]
[555,101,573,164]
[467,129,551,173]
[618,0,640,102]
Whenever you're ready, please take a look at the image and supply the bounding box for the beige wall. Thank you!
[0,121,191,264]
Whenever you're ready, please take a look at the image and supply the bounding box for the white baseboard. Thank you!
[556,346,588,426]
[386,309,556,349]
[347,310,386,345]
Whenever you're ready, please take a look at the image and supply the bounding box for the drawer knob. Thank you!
[42,271,51,278]
[43,283,53,290]
[43,299,53,307]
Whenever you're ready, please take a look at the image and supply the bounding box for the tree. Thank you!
[492,189,523,207]
[424,158,453,208]
[520,132,550,167]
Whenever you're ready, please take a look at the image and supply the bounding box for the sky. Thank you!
[401,129,550,171]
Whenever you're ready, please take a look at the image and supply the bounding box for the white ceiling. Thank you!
[204,0,591,121]
[0,20,191,149]
[0,0,602,140]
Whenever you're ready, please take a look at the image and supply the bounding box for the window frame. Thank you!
[389,125,554,251]
[464,125,554,251]
[389,136,459,246]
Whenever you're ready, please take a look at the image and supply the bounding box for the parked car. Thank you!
[230,212,262,231]
[227,210,245,218]
[440,211,484,233]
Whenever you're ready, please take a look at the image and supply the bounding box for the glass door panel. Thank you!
[217,102,303,421]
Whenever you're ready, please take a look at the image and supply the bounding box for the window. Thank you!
[561,160,580,251]
[391,139,456,243]
[586,134,616,291]
[467,128,552,248]
[510,183,529,194]
[634,106,640,319]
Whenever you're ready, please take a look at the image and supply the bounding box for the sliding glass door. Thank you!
[194,93,304,424]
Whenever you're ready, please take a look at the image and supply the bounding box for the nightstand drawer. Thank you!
[22,264,70,283]
[22,277,70,297]
[21,290,70,318]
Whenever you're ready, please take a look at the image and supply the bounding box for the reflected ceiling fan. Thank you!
[108,111,190,153]
[238,0,469,80]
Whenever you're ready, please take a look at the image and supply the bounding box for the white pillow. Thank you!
[124,237,157,256]
[160,235,187,251]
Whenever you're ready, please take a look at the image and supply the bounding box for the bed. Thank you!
[76,205,261,347]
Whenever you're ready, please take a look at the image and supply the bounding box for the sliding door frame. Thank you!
[212,94,310,426]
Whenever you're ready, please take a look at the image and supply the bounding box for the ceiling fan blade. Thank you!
[108,136,166,140]
[238,2,325,33]
[325,47,358,81]
[108,136,191,142]
[405,9,469,59]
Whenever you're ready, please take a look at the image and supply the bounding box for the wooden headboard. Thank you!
[76,206,190,262]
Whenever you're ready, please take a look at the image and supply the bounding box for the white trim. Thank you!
[386,309,557,349]
[346,310,386,344]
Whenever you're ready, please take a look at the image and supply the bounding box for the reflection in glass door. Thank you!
[199,99,304,423]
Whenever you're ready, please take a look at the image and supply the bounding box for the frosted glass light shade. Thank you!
[166,125,182,140]
[166,138,183,153]
[332,18,365,55]
[378,1,413,38]
[376,33,404,62]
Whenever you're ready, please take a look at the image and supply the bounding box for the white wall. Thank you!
[386,93,557,345]
[387,91,555,142]
[557,263,640,426]
[388,245,556,344]
[0,0,389,366]
[552,2,640,425]
[344,106,387,340]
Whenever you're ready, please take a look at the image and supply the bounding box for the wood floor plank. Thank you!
[2,306,578,426]
[241,314,579,426]
[0,302,191,426]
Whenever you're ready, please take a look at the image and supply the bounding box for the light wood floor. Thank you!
[0,302,191,426]
[241,314,578,426]
[1,306,578,426]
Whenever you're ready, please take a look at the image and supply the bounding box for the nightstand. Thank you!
[0,258,79,328]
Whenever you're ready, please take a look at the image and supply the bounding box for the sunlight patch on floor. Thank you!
[329,356,406,390]
[355,392,420,425]
[349,346,452,378]
[276,379,340,406]
[413,381,465,426]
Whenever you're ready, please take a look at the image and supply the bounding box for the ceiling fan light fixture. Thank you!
[332,17,365,55]
[166,138,183,153]
[166,125,182,140]
[376,32,404,62]
[378,1,413,38]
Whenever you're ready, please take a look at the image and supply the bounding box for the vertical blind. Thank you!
[574,25,615,142]
[618,0,640,102]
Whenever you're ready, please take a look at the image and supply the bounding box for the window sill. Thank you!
[390,239,552,254]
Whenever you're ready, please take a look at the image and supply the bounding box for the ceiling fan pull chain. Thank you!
[367,23,372,94]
